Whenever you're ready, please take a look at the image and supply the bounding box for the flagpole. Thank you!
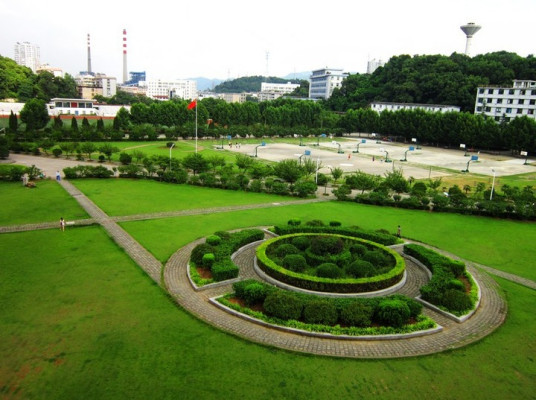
[195,99,198,154]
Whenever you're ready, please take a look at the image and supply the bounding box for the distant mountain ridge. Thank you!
[191,71,311,92]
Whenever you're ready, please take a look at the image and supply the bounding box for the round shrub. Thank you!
[377,299,411,328]
[340,301,374,327]
[201,253,215,268]
[291,236,311,251]
[329,221,342,227]
[362,250,391,267]
[206,235,222,246]
[263,291,303,320]
[276,243,300,258]
[448,279,465,292]
[346,260,375,278]
[190,243,214,265]
[119,152,132,165]
[243,282,269,306]
[213,231,231,240]
[282,254,308,272]
[305,219,325,226]
[349,244,368,257]
[316,263,342,279]
[441,289,472,312]
[303,300,338,325]
[288,218,301,226]
[310,236,344,256]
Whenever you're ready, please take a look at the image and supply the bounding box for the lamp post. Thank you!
[490,169,496,200]
[169,143,175,171]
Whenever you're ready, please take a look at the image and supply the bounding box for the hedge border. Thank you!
[256,233,405,293]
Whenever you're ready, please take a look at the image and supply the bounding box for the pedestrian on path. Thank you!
[60,217,65,231]
[397,225,401,238]
[56,171,61,181]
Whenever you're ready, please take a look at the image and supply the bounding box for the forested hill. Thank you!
[213,75,300,93]
[326,51,536,112]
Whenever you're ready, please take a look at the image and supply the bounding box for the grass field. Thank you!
[0,180,88,226]
[0,178,535,399]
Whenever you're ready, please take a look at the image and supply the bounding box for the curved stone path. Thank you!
[1,179,532,358]
[164,233,508,358]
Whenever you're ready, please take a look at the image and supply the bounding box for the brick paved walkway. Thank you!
[164,233,508,358]
[1,179,532,358]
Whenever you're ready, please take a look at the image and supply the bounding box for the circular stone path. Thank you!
[164,231,507,358]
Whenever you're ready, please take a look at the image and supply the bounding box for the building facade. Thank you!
[143,79,197,100]
[367,59,385,74]
[474,80,536,122]
[36,64,63,78]
[47,98,130,117]
[14,42,40,72]
[309,68,348,99]
[75,73,117,99]
[370,102,460,113]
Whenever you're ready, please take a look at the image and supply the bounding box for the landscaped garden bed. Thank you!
[216,279,436,336]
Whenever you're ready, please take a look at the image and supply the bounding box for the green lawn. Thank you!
[1,225,534,399]
[70,178,296,216]
[0,180,88,226]
[120,201,536,281]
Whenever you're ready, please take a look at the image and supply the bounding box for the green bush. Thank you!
[202,253,215,268]
[190,243,214,265]
[0,165,28,182]
[232,279,255,299]
[276,243,300,258]
[310,235,344,255]
[340,301,374,327]
[362,250,391,267]
[329,221,342,227]
[263,291,303,320]
[291,235,311,251]
[288,218,301,226]
[213,231,231,240]
[282,254,308,272]
[305,219,325,226]
[302,300,338,325]
[119,152,132,165]
[448,279,465,291]
[441,289,472,312]
[377,299,411,328]
[52,148,62,158]
[211,259,239,281]
[346,260,375,278]
[316,263,342,278]
[206,235,222,246]
[349,244,368,257]
[243,282,269,306]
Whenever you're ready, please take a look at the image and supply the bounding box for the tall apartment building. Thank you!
[475,80,536,122]
[143,79,197,100]
[14,42,40,72]
[367,59,385,74]
[75,73,117,99]
[308,68,348,100]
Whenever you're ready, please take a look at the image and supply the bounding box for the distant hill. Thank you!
[282,71,311,81]
[190,77,224,91]
[213,75,301,93]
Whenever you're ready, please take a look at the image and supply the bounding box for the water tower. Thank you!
[460,22,481,56]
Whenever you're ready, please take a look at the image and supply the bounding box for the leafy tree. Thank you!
[273,159,304,185]
[8,111,18,133]
[346,171,378,194]
[80,142,97,159]
[235,153,254,171]
[331,167,343,184]
[98,143,120,161]
[183,153,208,175]
[383,169,409,193]
[20,98,49,131]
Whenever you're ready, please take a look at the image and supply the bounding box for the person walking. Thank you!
[56,171,61,181]
[60,217,65,231]
[397,225,401,238]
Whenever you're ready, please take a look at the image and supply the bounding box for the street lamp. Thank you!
[169,143,175,171]
[490,169,496,200]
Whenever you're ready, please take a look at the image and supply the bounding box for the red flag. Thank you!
[187,99,197,110]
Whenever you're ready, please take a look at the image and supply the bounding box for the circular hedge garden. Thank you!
[256,233,405,293]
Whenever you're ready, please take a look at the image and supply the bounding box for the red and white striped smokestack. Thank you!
[87,33,92,74]
[122,29,128,83]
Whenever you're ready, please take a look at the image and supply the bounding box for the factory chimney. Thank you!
[87,33,92,74]
[122,29,128,83]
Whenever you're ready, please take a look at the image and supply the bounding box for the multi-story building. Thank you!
[367,59,385,74]
[308,68,348,100]
[123,71,146,87]
[143,79,197,100]
[371,102,460,114]
[14,42,40,72]
[75,73,117,99]
[47,98,130,117]
[36,64,63,78]
[259,81,300,101]
[475,80,536,122]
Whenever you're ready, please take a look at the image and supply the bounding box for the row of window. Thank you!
[54,102,94,108]
[476,106,535,115]
[478,88,536,96]
[477,97,536,105]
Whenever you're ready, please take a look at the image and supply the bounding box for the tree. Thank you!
[346,171,378,194]
[131,150,146,164]
[98,144,120,162]
[96,118,105,132]
[20,98,49,131]
[273,159,304,185]
[80,142,97,160]
[331,167,343,185]
[183,153,208,175]
[70,117,79,133]
[8,111,18,133]
[235,153,254,171]
[383,169,409,193]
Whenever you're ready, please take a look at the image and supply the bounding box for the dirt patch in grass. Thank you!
[196,267,212,279]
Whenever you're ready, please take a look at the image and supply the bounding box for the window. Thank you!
[530,99,535,105]
[507,99,513,104]
[497,99,503,104]
[532,90,536,95]
[479,89,484,94]
[485,107,491,112]
[498,89,504,94]
[517,109,523,114]
[477,97,483,103]
[496,108,502,113]
[476,106,482,112]
[518,99,524,105]
[488,89,493,94]
[506,108,512,113]
[509,89,515,94]
[520,90,526,95]
[528,110,534,115]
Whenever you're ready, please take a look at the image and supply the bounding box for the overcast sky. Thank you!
[1,0,534,82]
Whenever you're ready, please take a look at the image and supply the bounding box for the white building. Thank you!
[309,68,348,100]
[36,64,63,78]
[367,59,385,74]
[259,82,300,101]
[75,73,117,99]
[371,102,460,113]
[47,98,130,117]
[14,42,40,72]
[475,80,536,122]
[143,79,197,100]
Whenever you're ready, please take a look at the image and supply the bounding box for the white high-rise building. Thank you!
[143,79,197,100]
[14,42,40,72]
[475,80,536,122]
[367,59,385,74]
[308,68,348,100]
